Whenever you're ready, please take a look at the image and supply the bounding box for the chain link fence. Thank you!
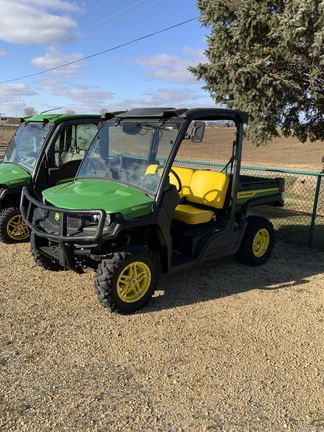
[242,166,324,251]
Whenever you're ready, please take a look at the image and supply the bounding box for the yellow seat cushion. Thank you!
[173,170,230,224]
[174,204,214,224]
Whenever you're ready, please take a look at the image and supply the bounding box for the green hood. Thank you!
[43,179,154,219]
[0,163,31,188]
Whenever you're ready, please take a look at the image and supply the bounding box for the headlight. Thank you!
[92,214,100,223]
[88,212,114,227]
[105,213,114,226]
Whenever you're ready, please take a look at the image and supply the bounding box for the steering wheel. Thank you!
[169,168,182,193]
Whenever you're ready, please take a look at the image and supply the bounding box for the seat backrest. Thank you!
[145,164,160,175]
[187,170,230,209]
[169,167,194,197]
[145,165,194,197]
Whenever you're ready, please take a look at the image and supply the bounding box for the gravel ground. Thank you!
[0,240,323,432]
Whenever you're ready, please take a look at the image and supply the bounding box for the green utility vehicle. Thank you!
[0,113,101,243]
[21,108,284,314]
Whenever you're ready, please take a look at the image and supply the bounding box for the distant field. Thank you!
[1,123,323,171]
[0,124,17,156]
[201,127,323,171]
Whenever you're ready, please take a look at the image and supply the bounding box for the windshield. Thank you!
[4,121,53,171]
[77,119,183,194]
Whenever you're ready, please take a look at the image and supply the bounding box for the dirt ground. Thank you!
[1,240,323,431]
[0,124,324,431]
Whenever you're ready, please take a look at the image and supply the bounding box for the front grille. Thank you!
[47,210,59,226]
[67,214,83,229]
[47,210,84,230]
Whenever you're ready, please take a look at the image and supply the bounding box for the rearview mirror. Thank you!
[122,123,141,135]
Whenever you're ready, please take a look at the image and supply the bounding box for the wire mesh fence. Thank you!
[241,166,324,251]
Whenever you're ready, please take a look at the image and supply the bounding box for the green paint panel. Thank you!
[43,179,154,219]
[0,163,31,187]
[236,187,280,205]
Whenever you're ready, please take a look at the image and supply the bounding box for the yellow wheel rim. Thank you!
[253,228,270,258]
[7,214,29,241]
[117,261,151,303]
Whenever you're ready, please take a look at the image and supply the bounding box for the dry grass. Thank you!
[1,123,323,171]
[179,127,324,171]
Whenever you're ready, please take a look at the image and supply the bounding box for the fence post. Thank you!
[308,173,322,248]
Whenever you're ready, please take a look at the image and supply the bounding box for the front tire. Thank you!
[236,216,275,266]
[0,207,29,244]
[94,244,159,314]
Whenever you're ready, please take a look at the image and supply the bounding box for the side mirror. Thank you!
[189,121,205,143]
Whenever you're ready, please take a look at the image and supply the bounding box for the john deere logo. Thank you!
[55,212,60,221]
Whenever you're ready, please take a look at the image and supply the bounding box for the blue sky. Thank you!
[0,0,214,117]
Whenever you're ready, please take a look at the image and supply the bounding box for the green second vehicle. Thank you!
[21,108,284,313]
[0,113,101,243]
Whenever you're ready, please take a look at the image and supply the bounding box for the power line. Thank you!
[56,0,162,47]
[18,0,98,45]
[17,0,95,45]
[0,17,199,84]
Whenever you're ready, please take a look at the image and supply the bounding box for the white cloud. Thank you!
[41,84,116,113]
[0,0,80,46]
[30,47,83,78]
[0,83,37,97]
[135,48,207,84]
[63,86,116,106]
[117,87,213,110]
[0,83,38,116]
[0,47,8,57]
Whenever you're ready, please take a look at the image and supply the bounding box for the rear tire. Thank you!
[236,216,275,266]
[30,232,64,271]
[94,244,159,314]
[0,207,29,244]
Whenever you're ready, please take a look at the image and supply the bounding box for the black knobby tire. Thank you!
[0,207,30,244]
[236,216,275,266]
[94,244,159,314]
[30,232,64,271]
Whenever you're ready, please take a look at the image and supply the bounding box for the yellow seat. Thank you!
[173,204,215,224]
[173,170,230,224]
[145,164,161,175]
[169,167,194,197]
[145,165,194,197]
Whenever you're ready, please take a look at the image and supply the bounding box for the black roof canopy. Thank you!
[112,107,248,125]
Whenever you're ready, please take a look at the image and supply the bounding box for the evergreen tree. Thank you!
[190,0,324,146]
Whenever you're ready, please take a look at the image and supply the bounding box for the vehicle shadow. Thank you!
[143,239,324,313]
